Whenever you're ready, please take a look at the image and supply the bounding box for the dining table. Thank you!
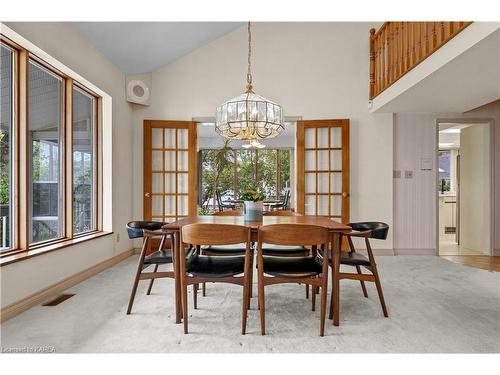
[162,215,352,326]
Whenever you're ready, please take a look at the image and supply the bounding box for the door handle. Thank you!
[342,192,350,198]
[145,192,151,198]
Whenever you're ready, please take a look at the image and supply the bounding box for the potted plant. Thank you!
[239,189,265,221]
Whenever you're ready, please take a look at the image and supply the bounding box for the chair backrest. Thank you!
[215,191,223,211]
[348,222,389,240]
[258,224,329,246]
[182,223,250,246]
[263,210,299,216]
[126,221,163,239]
[214,210,243,216]
[282,189,291,208]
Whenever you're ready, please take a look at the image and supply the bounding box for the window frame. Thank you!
[0,34,104,260]
[0,41,17,251]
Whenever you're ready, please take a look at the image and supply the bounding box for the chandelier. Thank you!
[215,22,284,146]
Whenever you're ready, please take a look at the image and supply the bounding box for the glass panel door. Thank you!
[297,120,349,223]
[144,121,197,224]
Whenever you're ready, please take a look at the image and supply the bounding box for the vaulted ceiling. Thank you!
[71,22,243,74]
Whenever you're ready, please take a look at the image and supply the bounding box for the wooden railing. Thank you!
[369,22,472,99]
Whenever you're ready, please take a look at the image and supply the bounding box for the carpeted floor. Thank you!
[1,255,499,353]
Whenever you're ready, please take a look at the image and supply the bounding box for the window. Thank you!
[0,34,103,257]
[439,150,451,193]
[0,44,14,250]
[29,61,63,244]
[72,86,95,234]
[200,147,292,210]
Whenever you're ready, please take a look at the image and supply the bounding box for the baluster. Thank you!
[431,22,437,51]
[394,22,399,79]
[409,22,415,68]
[440,22,445,44]
[383,26,388,90]
[369,28,376,99]
[399,22,404,76]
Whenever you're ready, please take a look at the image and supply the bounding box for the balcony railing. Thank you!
[369,22,472,99]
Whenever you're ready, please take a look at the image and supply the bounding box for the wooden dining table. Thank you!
[163,215,352,326]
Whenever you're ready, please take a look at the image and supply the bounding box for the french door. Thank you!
[143,120,197,224]
[296,119,350,224]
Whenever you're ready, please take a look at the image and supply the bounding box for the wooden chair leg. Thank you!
[145,264,158,295]
[320,283,328,337]
[372,265,388,317]
[249,257,254,298]
[126,265,142,315]
[242,275,250,335]
[202,282,206,296]
[329,268,334,320]
[193,284,198,309]
[355,265,368,298]
[311,285,317,311]
[258,272,266,335]
[306,284,309,299]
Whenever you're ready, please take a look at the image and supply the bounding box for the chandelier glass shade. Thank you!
[215,92,284,140]
[215,22,284,142]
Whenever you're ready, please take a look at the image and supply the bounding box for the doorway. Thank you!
[437,121,493,256]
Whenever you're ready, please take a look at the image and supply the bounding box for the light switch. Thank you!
[405,170,413,179]
[420,158,433,170]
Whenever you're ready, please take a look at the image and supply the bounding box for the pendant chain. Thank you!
[246,21,253,92]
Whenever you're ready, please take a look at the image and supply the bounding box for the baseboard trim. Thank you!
[0,249,134,323]
[394,248,438,256]
[494,249,500,256]
[356,248,395,256]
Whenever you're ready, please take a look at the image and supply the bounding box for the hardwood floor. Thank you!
[440,255,500,272]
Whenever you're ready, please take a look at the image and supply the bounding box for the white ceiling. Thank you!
[71,22,243,74]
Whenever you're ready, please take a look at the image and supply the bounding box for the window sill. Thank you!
[0,231,113,267]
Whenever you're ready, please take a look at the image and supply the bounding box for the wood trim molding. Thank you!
[356,248,395,256]
[394,248,438,256]
[0,248,134,322]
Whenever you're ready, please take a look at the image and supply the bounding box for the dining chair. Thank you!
[329,222,389,324]
[263,210,312,299]
[256,224,330,336]
[179,223,253,334]
[268,189,290,211]
[216,191,236,211]
[126,221,174,314]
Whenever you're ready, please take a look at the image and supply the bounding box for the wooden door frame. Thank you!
[296,119,350,223]
[143,120,198,221]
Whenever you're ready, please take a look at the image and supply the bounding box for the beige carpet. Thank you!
[1,255,499,353]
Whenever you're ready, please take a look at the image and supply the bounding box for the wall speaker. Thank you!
[126,73,151,106]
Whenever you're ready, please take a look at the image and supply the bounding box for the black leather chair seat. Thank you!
[262,256,323,278]
[201,245,246,255]
[126,221,164,239]
[348,222,389,240]
[262,245,308,256]
[143,250,173,265]
[187,255,245,278]
[340,252,371,267]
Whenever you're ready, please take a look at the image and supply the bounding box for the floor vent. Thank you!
[42,294,75,306]
[444,227,456,234]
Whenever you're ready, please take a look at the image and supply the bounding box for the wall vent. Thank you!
[42,294,75,306]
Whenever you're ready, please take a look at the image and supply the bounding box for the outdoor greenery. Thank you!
[201,145,291,210]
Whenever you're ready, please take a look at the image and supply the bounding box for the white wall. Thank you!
[1,23,134,309]
[132,22,394,249]
[460,124,491,254]
[393,100,500,253]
